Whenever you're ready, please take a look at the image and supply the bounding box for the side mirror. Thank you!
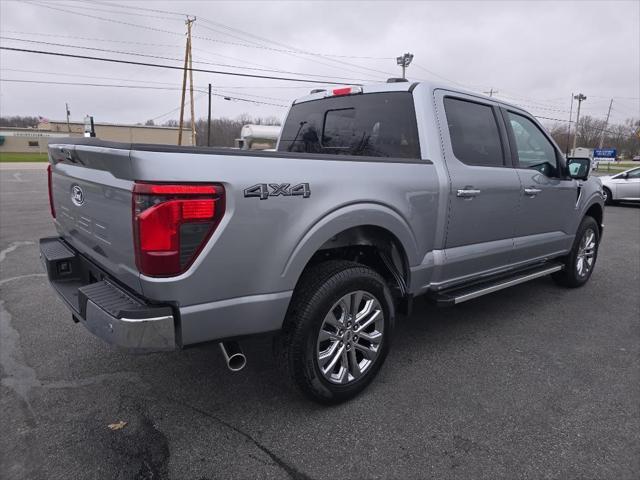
[567,157,590,181]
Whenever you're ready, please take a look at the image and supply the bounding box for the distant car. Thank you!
[600,166,640,204]
[632,155,640,162]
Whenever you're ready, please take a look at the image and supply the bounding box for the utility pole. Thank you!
[207,83,212,147]
[483,88,498,97]
[396,52,414,79]
[571,93,587,154]
[178,16,196,145]
[65,103,71,133]
[565,92,574,156]
[598,98,613,149]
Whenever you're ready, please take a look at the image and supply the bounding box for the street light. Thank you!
[396,52,414,79]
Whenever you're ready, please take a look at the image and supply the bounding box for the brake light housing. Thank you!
[132,183,225,277]
[331,86,363,96]
[47,164,56,218]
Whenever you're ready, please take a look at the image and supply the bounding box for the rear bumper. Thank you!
[39,237,176,352]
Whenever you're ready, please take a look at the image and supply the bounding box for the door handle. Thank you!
[457,188,481,198]
[524,187,542,197]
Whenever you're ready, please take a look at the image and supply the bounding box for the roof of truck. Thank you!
[292,80,527,114]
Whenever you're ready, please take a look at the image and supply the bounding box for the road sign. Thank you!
[593,148,616,159]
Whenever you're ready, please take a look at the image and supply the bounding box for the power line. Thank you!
[149,92,209,122]
[0,68,308,90]
[24,1,184,37]
[0,47,364,86]
[25,0,396,83]
[38,1,182,21]
[24,0,393,61]
[1,36,376,83]
[91,0,189,17]
[1,30,322,76]
[0,78,290,107]
[93,0,394,60]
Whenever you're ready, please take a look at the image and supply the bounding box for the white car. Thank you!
[600,166,640,204]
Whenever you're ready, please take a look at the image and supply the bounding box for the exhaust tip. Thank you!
[219,341,246,372]
[227,352,246,372]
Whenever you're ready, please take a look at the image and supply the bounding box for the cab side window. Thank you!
[507,112,559,177]
[444,97,505,167]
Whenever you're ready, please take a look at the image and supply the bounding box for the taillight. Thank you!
[132,183,225,277]
[47,164,56,218]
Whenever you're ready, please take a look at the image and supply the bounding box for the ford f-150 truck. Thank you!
[40,80,603,404]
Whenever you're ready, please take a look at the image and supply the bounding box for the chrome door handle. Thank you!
[524,187,542,196]
[457,189,481,198]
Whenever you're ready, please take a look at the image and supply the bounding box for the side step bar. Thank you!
[431,263,564,306]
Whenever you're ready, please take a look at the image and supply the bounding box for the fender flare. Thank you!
[281,202,420,287]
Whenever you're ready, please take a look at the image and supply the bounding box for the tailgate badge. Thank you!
[71,185,85,206]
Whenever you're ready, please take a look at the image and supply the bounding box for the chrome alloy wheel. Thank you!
[316,290,384,385]
[576,228,596,278]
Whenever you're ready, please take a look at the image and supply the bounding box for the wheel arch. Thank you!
[584,202,604,236]
[281,203,419,302]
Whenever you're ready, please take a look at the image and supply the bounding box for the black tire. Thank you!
[603,187,614,206]
[552,216,600,288]
[276,260,395,404]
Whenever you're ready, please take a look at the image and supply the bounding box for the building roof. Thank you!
[40,120,188,131]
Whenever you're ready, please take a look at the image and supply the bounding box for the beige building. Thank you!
[0,120,192,153]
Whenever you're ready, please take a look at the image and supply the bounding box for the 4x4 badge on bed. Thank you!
[71,185,85,206]
[244,183,311,200]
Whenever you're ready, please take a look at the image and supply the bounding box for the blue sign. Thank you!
[593,148,616,159]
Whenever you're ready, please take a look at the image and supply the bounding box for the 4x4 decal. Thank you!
[244,183,311,200]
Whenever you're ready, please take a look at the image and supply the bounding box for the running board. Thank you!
[431,263,564,306]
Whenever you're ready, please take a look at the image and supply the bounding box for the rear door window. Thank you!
[443,97,505,167]
[278,92,420,159]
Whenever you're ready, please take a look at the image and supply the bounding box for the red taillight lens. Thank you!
[132,183,224,277]
[47,164,56,218]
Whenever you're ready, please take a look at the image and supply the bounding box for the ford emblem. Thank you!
[71,185,85,206]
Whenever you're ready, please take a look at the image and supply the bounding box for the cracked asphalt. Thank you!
[1,163,639,480]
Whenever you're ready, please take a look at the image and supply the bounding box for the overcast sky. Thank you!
[1,0,638,127]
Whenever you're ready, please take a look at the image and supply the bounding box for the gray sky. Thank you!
[1,0,639,127]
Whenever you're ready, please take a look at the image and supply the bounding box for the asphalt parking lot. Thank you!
[1,163,638,480]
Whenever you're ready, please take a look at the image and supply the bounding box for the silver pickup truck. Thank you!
[40,80,604,403]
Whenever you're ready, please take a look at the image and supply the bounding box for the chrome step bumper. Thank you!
[39,237,176,352]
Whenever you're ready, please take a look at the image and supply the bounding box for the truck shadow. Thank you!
[146,276,561,411]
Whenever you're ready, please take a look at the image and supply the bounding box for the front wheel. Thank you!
[603,187,614,205]
[552,216,600,288]
[277,260,394,404]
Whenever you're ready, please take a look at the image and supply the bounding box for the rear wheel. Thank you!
[552,216,600,288]
[277,260,394,404]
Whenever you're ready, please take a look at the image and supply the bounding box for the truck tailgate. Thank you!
[49,143,141,293]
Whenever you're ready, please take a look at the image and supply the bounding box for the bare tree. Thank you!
[0,116,40,128]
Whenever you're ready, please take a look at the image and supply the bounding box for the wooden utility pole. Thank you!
[598,98,613,149]
[178,16,196,145]
[483,88,498,97]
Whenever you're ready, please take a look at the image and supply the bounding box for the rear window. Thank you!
[278,92,420,159]
[443,97,505,167]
